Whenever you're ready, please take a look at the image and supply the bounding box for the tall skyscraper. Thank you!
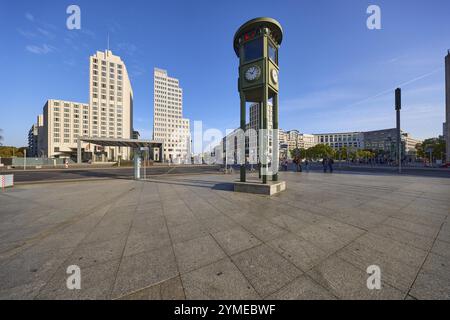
[153,68,190,163]
[445,51,450,162]
[89,50,134,161]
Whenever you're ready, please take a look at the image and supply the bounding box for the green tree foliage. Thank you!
[301,144,335,160]
[0,146,26,158]
[416,138,446,160]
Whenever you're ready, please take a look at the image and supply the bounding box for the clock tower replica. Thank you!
[233,17,283,188]
[234,18,283,184]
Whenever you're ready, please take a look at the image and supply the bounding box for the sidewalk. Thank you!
[0,171,449,299]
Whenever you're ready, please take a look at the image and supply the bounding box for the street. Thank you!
[2,165,222,184]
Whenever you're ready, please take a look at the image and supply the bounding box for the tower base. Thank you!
[234,180,286,196]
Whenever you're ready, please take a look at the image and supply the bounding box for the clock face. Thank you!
[245,65,261,82]
[271,69,279,84]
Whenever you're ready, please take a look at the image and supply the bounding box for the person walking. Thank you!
[305,159,309,172]
[282,158,288,171]
[322,158,328,173]
[328,157,334,173]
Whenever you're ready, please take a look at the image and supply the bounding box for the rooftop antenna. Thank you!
[107,33,110,51]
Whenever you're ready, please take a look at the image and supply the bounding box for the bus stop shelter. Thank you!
[77,137,164,179]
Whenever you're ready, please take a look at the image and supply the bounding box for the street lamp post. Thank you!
[395,88,402,174]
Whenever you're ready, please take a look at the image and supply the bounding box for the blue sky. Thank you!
[0,0,449,147]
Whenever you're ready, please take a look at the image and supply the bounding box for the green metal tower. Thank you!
[233,17,283,184]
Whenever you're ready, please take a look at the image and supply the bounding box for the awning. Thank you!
[78,136,163,149]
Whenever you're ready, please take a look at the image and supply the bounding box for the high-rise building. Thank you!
[445,51,450,162]
[28,50,134,161]
[41,99,91,158]
[27,114,43,157]
[153,68,190,163]
[28,125,38,157]
[89,50,134,161]
[248,103,273,161]
[285,130,316,152]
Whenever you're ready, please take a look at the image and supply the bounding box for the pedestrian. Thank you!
[322,158,328,173]
[305,159,309,172]
[328,158,334,173]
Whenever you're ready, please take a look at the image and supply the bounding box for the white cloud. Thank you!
[25,13,34,22]
[36,27,55,39]
[17,28,37,39]
[116,43,138,57]
[26,44,56,55]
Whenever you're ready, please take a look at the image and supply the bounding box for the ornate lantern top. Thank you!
[233,17,283,57]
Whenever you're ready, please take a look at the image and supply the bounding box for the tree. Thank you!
[417,138,446,161]
[290,148,307,160]
[0,146,26,158]
[306,144,335,160]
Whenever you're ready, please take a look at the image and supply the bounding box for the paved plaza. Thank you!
[0,171,449,300]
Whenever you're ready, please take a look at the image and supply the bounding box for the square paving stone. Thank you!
[337,239,420,292]
[383,217,441,239]
[268,214,309,233]
[371,224,435,251]
[231,244,302,298]
[181,258,260,299]
[123,227,171,257]
[0,280,46,300]
[173,235,227,274]
[266,275,336,300]
[111,245,178,298]
[200,215,239,234]
[431,240,450,259]
[410,253,450,300]
[239,219,288,242]
[68,236,127,268]
[212,227,262,255]
[0,247,73,291]
[118,276,185,300]
[296,225,347,254]
[267,233,328,272]
[168,220,209,244]
[307,255,405,300]
[36,259,119,300]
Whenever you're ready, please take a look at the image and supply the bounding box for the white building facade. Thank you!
[41,99,91,159]
[89,50,134,161]
[314,132,365,150]
[153,68,190,163]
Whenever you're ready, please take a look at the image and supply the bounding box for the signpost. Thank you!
[1,174,14,191]
[426,147,433,167]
